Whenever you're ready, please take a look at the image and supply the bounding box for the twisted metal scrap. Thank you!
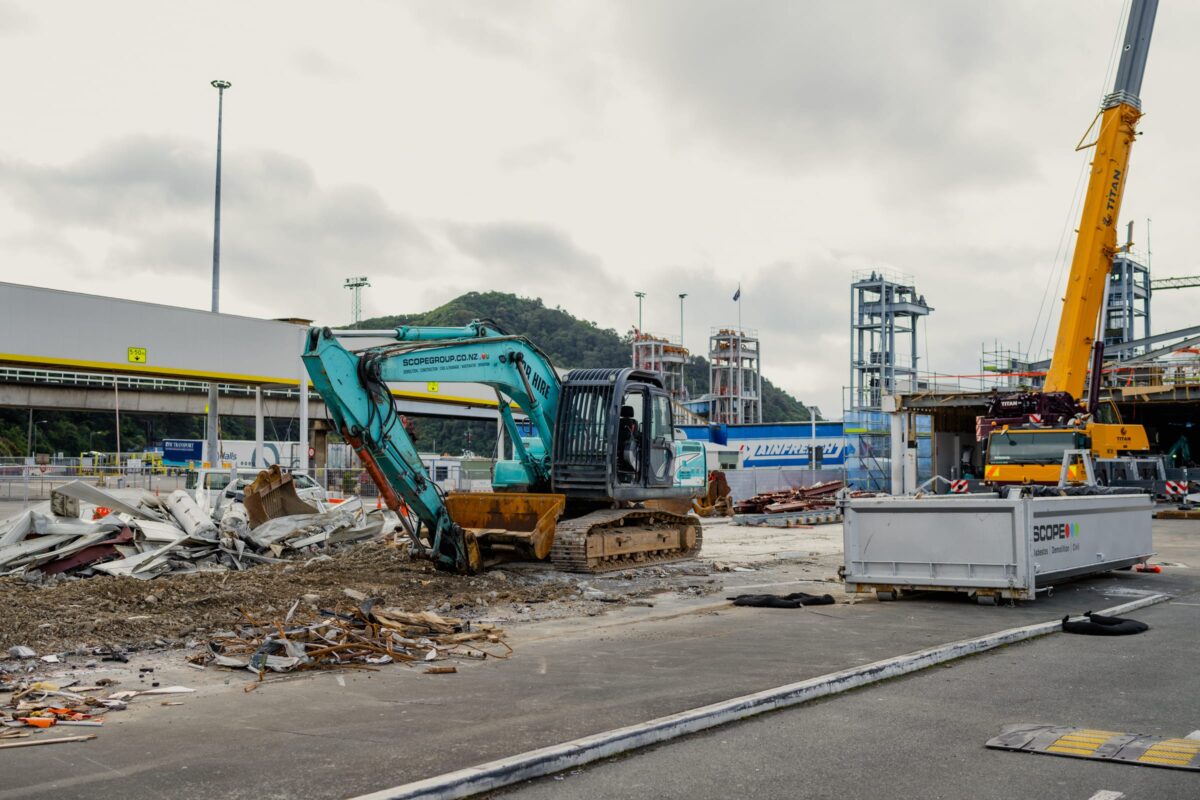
[189,599,510,677]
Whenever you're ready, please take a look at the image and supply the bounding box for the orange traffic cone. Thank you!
[376,496,382,510]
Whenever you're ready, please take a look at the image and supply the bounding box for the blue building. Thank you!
[676,421,846,469]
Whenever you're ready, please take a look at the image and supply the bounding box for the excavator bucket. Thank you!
[693,470,733,517]
[244,465,320,529]
[443,492,566,563]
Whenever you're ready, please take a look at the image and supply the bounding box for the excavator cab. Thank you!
[551,368,688,502]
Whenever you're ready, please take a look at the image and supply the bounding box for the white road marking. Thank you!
[1087,791,1125,800]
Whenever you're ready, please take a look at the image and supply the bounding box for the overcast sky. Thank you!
[1,0,1197,415]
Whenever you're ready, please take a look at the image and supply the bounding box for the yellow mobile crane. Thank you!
[982,0,1156,485]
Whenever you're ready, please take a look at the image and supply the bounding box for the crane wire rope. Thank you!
[1025,0,1131,363]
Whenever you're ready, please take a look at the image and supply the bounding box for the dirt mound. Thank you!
[0,543,580,653]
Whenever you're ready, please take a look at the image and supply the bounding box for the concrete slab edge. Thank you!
[350,592,1170,800]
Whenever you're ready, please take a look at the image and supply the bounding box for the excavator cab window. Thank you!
[647,391,675,486]
[616,389,645,483]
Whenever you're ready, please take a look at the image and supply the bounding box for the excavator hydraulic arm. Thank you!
[301,323,567,573]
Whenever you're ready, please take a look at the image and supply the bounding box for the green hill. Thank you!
[358,292,814,434]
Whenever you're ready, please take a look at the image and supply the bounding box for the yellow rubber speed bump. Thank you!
[987,725,1200,771]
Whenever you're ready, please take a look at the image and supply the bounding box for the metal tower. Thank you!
[344,276,370,324]
[1104,255,1151,353]
[849,270,932,410]
[708,328,762,424]
[631,332,690,402]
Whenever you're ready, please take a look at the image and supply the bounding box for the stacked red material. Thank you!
[733,481,854,515]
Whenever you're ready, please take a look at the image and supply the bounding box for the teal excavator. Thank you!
[302,322,703,574]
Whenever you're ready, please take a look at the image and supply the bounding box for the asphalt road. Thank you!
[496,524,1200,800]
[2,520,1196,800]
[498,599,1200,800]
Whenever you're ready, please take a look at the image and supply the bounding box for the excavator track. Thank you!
[549,508,702,573]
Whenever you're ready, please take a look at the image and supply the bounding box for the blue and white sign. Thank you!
[677,422,847,468]
[162,439,204,466]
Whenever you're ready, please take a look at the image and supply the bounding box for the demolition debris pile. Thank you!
[733,480,851,515]
[0,474,391,582]
[194,599,509,675]
[0,538,600,653]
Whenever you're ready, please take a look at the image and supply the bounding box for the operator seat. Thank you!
[617,405,640,481]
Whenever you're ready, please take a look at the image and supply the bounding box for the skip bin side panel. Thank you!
[843,498,1022,592]
[1027,494,1153,585]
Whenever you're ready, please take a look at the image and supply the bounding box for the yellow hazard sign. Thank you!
[127,347,147,363]
[427,382,439,393]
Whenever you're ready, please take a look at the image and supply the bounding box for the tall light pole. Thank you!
[344,276,371,324]
[207,79,231,467]
[678,293,687,346]
[678,293,688,398]
[634,291,646,333]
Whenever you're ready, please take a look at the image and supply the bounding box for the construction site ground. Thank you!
[1,512,1196,800]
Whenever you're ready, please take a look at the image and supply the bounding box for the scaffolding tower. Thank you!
[849,270,932,410]
[708,328,762,424]
[630,332,690,402]
[1104,252,1151,354]
[846,270,933,493]
[980,343,1037,391]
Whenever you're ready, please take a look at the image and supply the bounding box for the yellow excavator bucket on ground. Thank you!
[444,492,565,563]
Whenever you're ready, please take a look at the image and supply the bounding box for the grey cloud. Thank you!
[0,137,431,315]
[499,138,576,170]
[0,1,31,35]
[614,0,1038,190]
[0,136,209,225]
[290,47,355,80]
[447,221,606,281]
[409,2,542,60]
[0,230,84,266]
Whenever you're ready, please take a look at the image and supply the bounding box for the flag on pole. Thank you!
[732,285,741,301]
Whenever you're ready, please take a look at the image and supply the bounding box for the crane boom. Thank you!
[1043,0,1157,398]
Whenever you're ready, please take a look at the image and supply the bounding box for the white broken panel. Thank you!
[0,535,75,568]
[53,481,161,521]
[164,490,218,541]
[30,512,122,536]
[0,510,35,547]
[91,540,186,578]
[135,519,191,543]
